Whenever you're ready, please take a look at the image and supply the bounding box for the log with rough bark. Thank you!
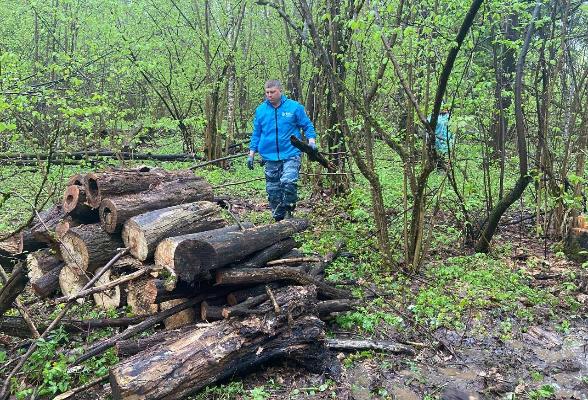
[27,249,62,282]
[325,338,415,355]
[154,220,308,284]
[59,224,124,272]
[216,266,351,300]
[317,299,357,319]
[99,176,214,233]
[30,204,67,244]
[31,263,63,298]
[154,223,252,282]
[122,201,224,261]
[115,325,201,357]
[84,167,194,208]
[109,286,325,399]
[0,263,28,317]
[239,238,298,268]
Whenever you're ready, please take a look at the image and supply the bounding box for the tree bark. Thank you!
[154,220,308,284]
[122,201,224,261]
[31,263,63,298]
[26,249,62,282]
[216,266,351,300]
[99,177,214,233]
[109,286,324,400]
[84,168,194,209]
[115,325,199,357]
[60,223,124,272]
[239,238,298,268]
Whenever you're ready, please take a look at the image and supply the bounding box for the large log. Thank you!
[85,168,195,209]
[154,220,308,284]
[31,263,63,298]
[60,224,124,272]
[122,201,224,261]
[216,266,351,300]
[154,223,253,282]
[26,249,62,282]
[0,263,28,317]
[109,286,324,400]
[239,238,298,268]
[99,177,214,233]
[30,204,67,244]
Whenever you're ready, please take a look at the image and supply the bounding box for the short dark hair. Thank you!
[264,80,282,90]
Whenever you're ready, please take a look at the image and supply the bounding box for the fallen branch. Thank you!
[53,375,109,400]
[189,153,247,170]
[266,257,320,266]
[216,266,352,299]
[325,338,415,355]
[0,265,39,338]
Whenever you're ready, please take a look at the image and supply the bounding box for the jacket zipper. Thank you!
[274,108,280,160]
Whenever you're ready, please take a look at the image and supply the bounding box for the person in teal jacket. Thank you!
[247,80,317,221]
[429,106,453,169]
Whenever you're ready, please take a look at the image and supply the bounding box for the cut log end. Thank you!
[85,173,101,209]
[93,270,121,310]
[121,221,148,261]
[60,235,89,271]
[59,264,88,304]
[63,185,82,213]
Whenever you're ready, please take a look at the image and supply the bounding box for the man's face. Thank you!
[265,86,281,106]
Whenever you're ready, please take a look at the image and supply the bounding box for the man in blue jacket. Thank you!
[247,80,317,222]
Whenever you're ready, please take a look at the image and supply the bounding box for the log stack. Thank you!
[0,166,359,399]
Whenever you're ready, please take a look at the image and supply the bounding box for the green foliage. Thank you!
[188,381,245,400]
[336,306,403,333]
[14,327,72,397]
[528,384,556,399]
[409,254,554,329]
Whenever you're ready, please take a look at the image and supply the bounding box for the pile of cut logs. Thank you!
[0,166,394,399]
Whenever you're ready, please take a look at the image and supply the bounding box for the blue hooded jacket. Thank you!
[249,95,316,161]
[432,113,453,155]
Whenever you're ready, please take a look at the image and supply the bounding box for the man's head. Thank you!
[265,80,283,107]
